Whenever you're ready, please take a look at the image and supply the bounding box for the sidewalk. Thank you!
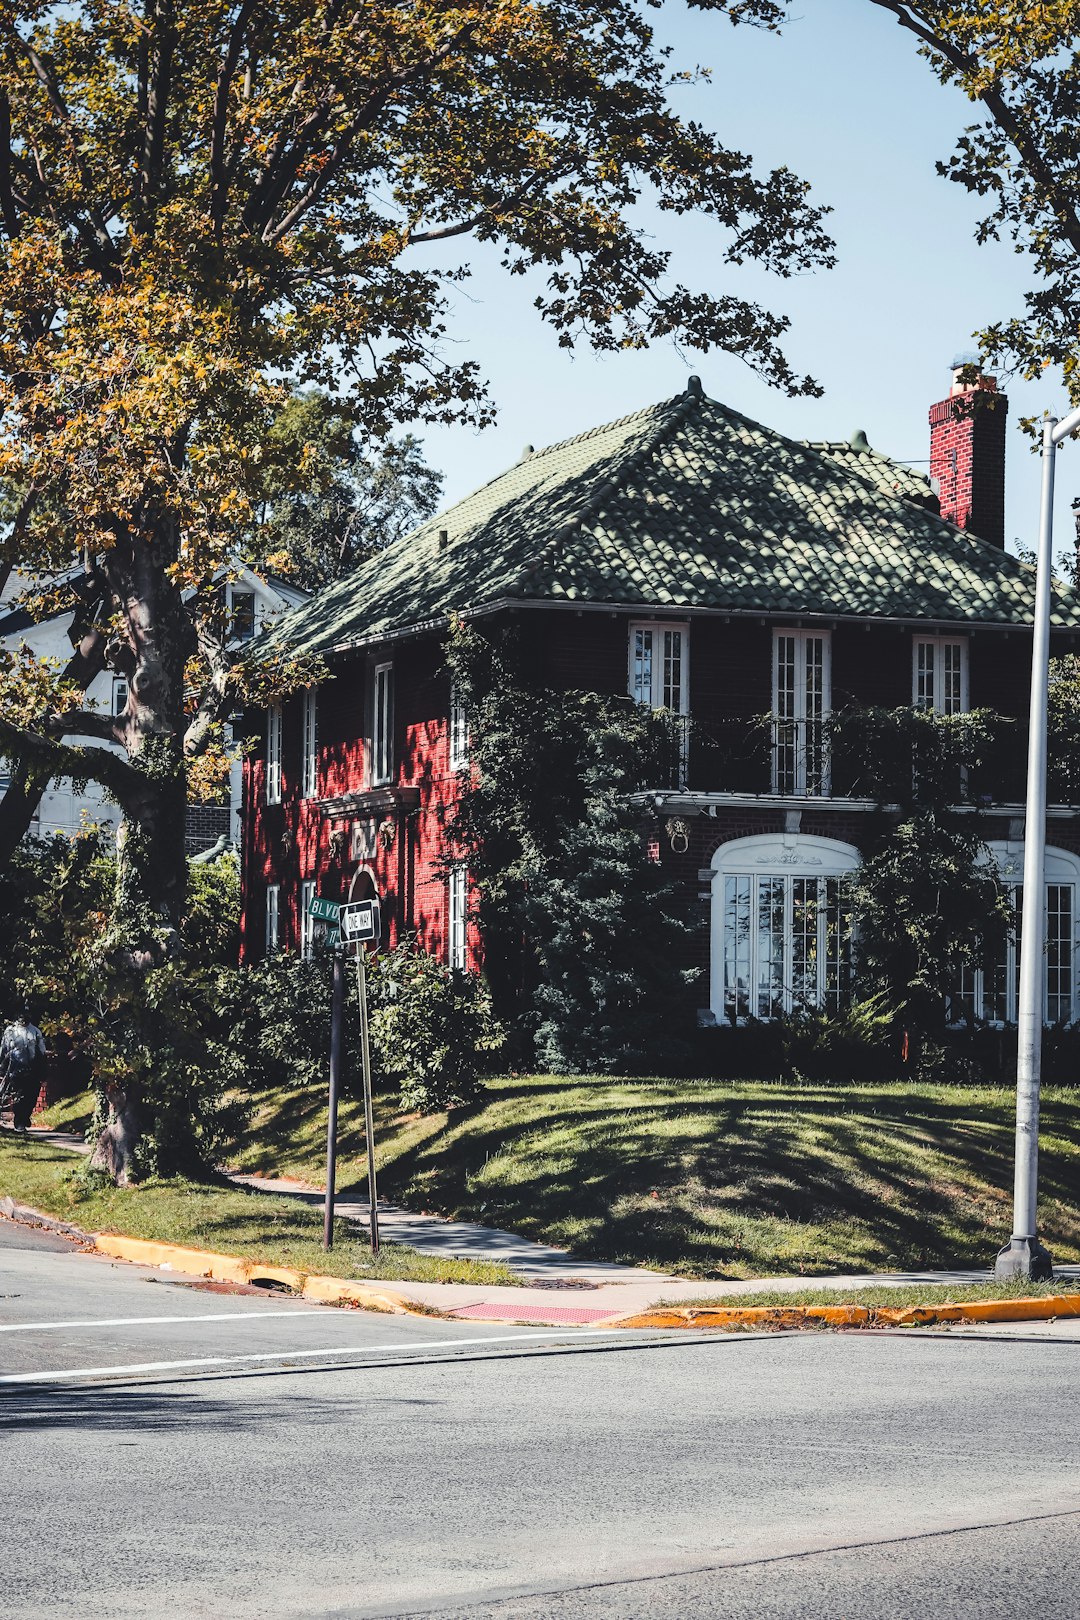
[15,1124,1080,1327]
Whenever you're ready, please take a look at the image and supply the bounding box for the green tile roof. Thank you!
[268,381,1080,659]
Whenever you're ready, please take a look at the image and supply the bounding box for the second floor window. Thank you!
[913,636,968,714]
[372,662,393,786]
[301,688,318,799]
[629,622,688,714]
[773,630,830,795]
[265,885,279,957]
[449,682,469,770]
[266,702,282,805]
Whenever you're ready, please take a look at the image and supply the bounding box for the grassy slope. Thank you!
[0,1135,519,1286]
[208,1073,1080,1280]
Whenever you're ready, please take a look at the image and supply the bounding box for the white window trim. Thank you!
[449,683,469,771]
[953,841,1080,1026]
[710,833,860,1024]
[912,634,969,714]
[301,688,318,800]
[265,885,280,957]
[372,662,393,788]
[266,702,282,806]
[300,879,316,960]
[448,865,467,972]
[628,620,690,714]
[771,629,832,796]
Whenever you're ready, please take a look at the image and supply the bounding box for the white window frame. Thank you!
[300,879,316,960]
[628,620,690,714]
[449,682,469,771]
[266,702,282,806]
[710,833,860,1024]
[265,885,280,957]
[913,635,969,715]
[112,676,129,718]
[301,688,318,800]
[372,662,393,787]
[953,842,1080,1026]
[772,629,831,796]
[229,586,257,644]
[448,865,467,972]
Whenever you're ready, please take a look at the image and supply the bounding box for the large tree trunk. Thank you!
[107,526,194,960]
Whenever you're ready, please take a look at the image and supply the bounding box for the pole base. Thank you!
[994,1235,1054,1281]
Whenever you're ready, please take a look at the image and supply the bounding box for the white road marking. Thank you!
[0,1309,329,1334]
[0,1328,621,1384]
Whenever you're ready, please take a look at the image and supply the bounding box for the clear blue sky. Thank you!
[412,0,1076,563]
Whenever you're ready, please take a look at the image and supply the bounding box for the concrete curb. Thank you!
[615,1295,1080,1331]
[0,1195,96,1245]
[89,1233,417,1316]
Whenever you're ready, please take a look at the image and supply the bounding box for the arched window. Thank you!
[955,843,1080,1026]
[711,834,860,1024]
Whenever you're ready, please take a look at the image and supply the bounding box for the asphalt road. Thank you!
[4,1216,1080,1620]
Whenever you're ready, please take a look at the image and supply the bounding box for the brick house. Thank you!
[241,364,1080,1030]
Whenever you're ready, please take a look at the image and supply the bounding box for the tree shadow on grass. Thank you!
[365,1080,1080,1277]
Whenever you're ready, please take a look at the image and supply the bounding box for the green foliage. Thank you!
[445,620,695,1072]
[0,830,246,1176]
[368,944,506,1113]
[830,705,1014,809]
[251,393,443,591]
[851,813,1012,1037]
[776,994,896,1083]
[185,856,241,968]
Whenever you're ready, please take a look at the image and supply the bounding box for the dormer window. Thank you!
[231,589,256,643]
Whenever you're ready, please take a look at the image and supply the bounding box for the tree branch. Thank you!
[0,716,138,810]
[136,0,176,222]
[868,0,1080,261]
[208,0,257,234]
[0,86,19,238]
[9,32,118,267]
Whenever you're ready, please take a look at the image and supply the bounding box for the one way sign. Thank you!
[340,898,381,946]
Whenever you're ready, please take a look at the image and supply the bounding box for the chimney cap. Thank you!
[951,350,981,370]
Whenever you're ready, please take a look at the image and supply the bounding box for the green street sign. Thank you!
[309,895,340,922]
[324,927,341,948]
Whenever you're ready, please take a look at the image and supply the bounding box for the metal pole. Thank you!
[323,949,345,1251]
[995,418,1058,1280]
[355,948,380,1255]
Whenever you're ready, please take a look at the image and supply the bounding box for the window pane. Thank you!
[266,703,282,805]
[373,665,393,784]
[724,875,751,1022]
[942,642,963,715]
[774,636,797,793]
[915,642,935,711]
[661,629,684,713]
[232,590,256,643]
[791,878,821,1007]
[756,877,785,1019]
[823,878,852,1010]
[1046,884,1073,1023]
[631,628,653,707]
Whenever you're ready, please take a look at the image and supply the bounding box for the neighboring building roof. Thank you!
[267,380,1080,659]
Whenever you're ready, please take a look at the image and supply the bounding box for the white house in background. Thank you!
[0,565,308,854]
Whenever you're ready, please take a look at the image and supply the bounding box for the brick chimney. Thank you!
[928,356,1008,547]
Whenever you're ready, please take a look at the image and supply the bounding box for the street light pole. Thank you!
[995,403,1080,1280]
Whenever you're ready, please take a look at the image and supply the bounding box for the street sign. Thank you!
[340,898,381,945]
[308,895,340,923]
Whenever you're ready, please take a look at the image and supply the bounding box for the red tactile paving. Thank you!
[450,1303,617,1325]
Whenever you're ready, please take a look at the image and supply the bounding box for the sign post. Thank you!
[323,949,345,1250]
[309,894,343,1250]
[341,899,382,1255]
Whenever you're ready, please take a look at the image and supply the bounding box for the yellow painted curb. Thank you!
[93,1232,415,1316]
[615,1294,1080,1332]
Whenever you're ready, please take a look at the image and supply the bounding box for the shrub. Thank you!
[778,995,897,1083]
[367,943,505,1112]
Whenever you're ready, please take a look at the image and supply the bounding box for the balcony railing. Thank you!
[771,718,830,797]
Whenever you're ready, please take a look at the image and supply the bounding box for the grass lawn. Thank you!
[0,1134,520,1287]
[36,1073,1080,1281]
[670,1279,1080,1311]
